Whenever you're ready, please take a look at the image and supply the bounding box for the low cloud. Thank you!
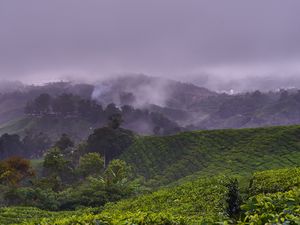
[1,0,300,91]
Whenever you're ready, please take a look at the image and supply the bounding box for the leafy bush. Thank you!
[3,187,59,210]
[101,175,230,223]
[249,167,300,195]
[238,188,300,224]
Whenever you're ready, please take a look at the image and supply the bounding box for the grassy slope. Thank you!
[0,117,35,136]
[0,116,94,141]
[121,125,300,184]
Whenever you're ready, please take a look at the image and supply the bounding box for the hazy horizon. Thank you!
[1,0,300,90]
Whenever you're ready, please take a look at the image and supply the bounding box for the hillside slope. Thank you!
[121,125,300,184]
[0,116,94,142]
[3,76,300,134]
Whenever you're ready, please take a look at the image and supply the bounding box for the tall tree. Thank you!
[78,153,104,177]
[34,93,52,114]
[86,127,134,166]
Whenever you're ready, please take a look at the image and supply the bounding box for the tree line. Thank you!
[25,93,182,135]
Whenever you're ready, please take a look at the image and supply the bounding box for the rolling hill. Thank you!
[121,125,300,185]
[2,76,300,140]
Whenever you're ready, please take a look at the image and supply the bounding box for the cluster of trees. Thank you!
[0,132,51,159]
[86,125,135,166]
[25,93,103,121]
[25,93,181,135]
[0,109,135,161]
[0,128,138,210]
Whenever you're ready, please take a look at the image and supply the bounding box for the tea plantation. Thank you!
[1,126,300,224]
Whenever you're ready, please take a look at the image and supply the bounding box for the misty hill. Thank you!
[121,125,300,185]
[193,73,300,93]
[84,75,300,129]
[0,75,212,139]
[0,82,94,125]
[2,75,300,140]
[195,89,300,129]
[0,94,181,140]
[92,75,216,108]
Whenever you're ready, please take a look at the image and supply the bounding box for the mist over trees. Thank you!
[24,92,182,136]
[2,75,300,152]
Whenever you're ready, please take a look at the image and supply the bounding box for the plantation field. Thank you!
[1,167,300,224]
[1,125,300,224]
[238,168,300,224]
[0,176,231,224]
[122,125,300,185]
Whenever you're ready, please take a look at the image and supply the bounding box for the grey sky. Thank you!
[1,0,300,84]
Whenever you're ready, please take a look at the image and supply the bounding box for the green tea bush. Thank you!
[122,125,300,185]
[249,167,300,195]
[101,175,230,223]
[238,188,300,224]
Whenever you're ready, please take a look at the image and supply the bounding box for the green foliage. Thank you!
[249,167,300,195]
[0,176,230,224]
[86,126,135,165]
[78,152,104,177]
[104,159,130,185]
[236,167,300,224]
[1,125,300,224]
[57,177,107,209]
[0,207,93,225]
[102,175,229,223]
[238,188,300,224]
[43,148,70,177]
[42,148,74,188]
[1,168,300,224]
[3,187,59,210]
[28,212,188,225]
[121,125,300,185]
[0,207,188,225]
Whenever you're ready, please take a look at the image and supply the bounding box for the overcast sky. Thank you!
[1,0,300,84]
